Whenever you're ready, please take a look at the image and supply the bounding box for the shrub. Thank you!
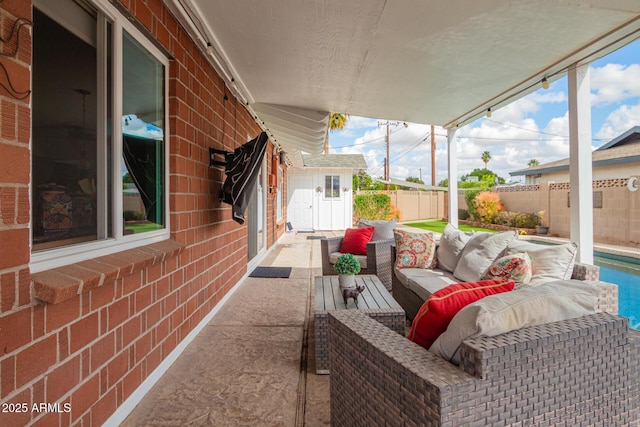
[493,211,518,226]
[123,210,146,221]
[464,189,483,220]
[353,193,401,223]
[458,209,470,220]
[474,191,503,223]
[514,212,539,228]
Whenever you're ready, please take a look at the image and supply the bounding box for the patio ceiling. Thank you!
[166,0,640,155]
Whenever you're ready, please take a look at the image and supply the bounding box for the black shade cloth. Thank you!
[123,135,163,223]
[219,132,268,224]
[249,266,292,278]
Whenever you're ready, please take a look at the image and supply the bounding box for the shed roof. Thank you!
[302,154,368,169]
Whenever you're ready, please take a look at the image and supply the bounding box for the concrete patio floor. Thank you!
[121,230,344,426]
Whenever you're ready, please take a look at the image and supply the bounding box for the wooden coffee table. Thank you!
[314,274,405,374]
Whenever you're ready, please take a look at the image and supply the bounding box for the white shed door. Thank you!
[288,175,314,230]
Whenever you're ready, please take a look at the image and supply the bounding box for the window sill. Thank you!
[31,240,184,305]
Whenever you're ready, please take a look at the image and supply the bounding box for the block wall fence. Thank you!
[456,179,640,248]
[0,1,286,425]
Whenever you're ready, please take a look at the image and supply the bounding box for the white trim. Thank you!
[447,128,459,227]
[103,236,281,426]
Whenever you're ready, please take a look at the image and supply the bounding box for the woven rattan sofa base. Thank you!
[328,310,639,427]
[321,236,394,290]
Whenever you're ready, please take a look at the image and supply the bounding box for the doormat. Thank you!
[306,236,326,240]
[249,266,292,278]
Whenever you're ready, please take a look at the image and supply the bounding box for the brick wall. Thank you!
[0,1,286,425]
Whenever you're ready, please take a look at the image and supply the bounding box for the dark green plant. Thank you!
[333,253,361,275]
[493,211,518,226]
[464,189,483,220]
[458,209,470,220]
[514,212,539,228]
[123,210,146,221]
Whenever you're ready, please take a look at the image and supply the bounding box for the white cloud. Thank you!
[595,102,640,142]
[591,64,640,106]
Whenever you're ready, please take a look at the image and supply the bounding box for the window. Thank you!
[276,166,284,220]
[31,0,168,271]
[324,175,340,198]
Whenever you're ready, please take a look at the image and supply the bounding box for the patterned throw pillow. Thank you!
[481,252,532,284]
[393,230,437,269]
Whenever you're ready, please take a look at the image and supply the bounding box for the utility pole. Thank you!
[378,120,400,189]
[431,124,436,186]
[419,168,422,182]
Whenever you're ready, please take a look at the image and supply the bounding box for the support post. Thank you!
[568,64,593,264]
[447,128,458,227]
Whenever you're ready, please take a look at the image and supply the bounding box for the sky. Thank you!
[328,38,640,186]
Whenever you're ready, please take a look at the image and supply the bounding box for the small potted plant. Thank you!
[536,210,549,236]
[334,253,361,290]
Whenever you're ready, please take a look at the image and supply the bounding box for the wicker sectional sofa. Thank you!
[328,309,640,426]
[391,227,618,320]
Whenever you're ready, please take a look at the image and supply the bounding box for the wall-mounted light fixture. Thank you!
[342,187,350,193]
[486,108,492,118]
[315,186,322,193]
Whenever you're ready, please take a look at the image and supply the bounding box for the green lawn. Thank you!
[125,222,164,234]
[403,220,496,234]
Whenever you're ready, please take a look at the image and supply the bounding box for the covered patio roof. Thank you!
[166,0,640,155]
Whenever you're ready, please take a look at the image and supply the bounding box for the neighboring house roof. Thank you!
[302,154,368,169]
[510,127,640,177]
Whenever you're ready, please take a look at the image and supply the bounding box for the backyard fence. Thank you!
[357,190,447,222]
[457,178,640,248]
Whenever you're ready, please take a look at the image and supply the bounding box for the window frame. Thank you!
[324,174,341,199]
[30,0,170,273]
[276,165,284,220]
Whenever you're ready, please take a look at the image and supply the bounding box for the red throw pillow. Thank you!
[339,227,375,255]
[407,279,515,349]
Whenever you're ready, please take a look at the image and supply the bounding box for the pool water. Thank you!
[594,253,640,330]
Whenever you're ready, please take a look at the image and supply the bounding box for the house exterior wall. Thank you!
[0,2,286,426]
[524,162,640,184]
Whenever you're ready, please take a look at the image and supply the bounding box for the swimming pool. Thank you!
[594,253,640,330]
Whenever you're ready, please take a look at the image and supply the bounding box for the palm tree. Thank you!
[527,159,540,167]
[324,113,348,154]
[481,151,491,169]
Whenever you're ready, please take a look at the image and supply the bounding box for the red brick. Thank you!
[107,297,130,330]
[1,271,16,312]
[32,270,80,305]
[1,100,16,140]
[90,332,115,372]
[122,363,142,399]
[0,186,16,224]
[107,350,129,388]
[46,355,81,404]
[0,228,29,269]
[134,285,152,313]
[17,105,30,145]
[0,388,31,427]
[58,327,69,360]
[1,355,15,398]
[1,0,32,22]
[69,312,99,354]
[0,307,31,354]
[134,331,152,364]
[53,264,103,295]
[17,268,30,307]
[121,316,141,349]
[0,143,29,183]
[91,388,117,427]
[90,281,116,312]
[15,334,57,388]
[70,373,99,423]
[45,297,80,333]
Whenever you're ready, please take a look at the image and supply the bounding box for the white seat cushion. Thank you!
[394,268,458,301]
